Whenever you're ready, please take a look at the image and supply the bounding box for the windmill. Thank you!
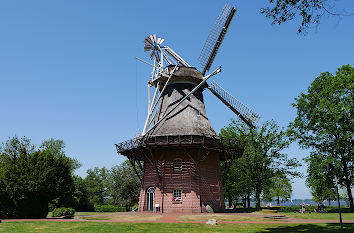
[116,3,260,213]
[141,4,260,137]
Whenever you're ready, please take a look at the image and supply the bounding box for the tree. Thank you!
[84,167,111,206]
[0,136,73,218]
[70,175,93,211]
[261,0,354,33]
[220,120,252,208]
[220,119,301,210]
[40,139,88,211]
[305,153,337,205]
[289,64,354,211]
[263,175,293,205]
[110,160,141,209]
[222,158,253,208]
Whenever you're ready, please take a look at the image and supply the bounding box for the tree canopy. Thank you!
[289,64,354,211]
[261,0,354,33]
[84,167,111,207]
[110,160,141,209]
[305,152,337,204]
[220,119,301,210]
[0,137,75,218]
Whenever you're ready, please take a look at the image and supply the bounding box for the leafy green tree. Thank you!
[220,119,301,210]
[84,167,111,206]
[0,136,73,218]
[261,0,354,33]
[263,175,293,205]
[305,153,337,205]
[71,175,93,211]
[289,64,354,211]
[110,160,141,209]
[220,120,252,208]
[40,138,81,172]
[39,139,89,211]
[222,159,252,208]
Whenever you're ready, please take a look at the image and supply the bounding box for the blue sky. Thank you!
[0,0,353,199]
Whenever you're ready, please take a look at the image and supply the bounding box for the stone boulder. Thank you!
[206,219,217,225]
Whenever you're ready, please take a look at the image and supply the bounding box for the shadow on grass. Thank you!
[224,208,258,213]
[257,223,354,233]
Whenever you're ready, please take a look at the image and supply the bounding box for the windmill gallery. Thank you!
[116,4,260,213]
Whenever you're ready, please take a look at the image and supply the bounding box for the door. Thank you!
[146,187,155,211]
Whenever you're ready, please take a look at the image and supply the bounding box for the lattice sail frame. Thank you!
[208,80,260,128]
[142,34,193,136]
[199,4,236,75]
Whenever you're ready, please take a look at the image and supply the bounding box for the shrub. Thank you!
[94,205,126,212]
[52,207,75,218]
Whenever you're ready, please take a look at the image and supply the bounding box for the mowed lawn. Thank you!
[178,214,267,222]
[1,222,354,233]
[283,213,354,220]
[47,212,117,217]
[82,215,162,221]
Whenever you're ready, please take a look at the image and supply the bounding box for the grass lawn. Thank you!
[0,222,354,232]
[178,214,267,222]
[75,212,121,216]
[47,212,121,217]
[82,214,162,221]
[283,212,354,220]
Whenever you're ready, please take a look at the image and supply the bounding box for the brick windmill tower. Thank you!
[116,4,260,213]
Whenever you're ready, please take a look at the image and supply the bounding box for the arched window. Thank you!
[173,159,182,171]
[146,187,155,211]
[173,189,182,201]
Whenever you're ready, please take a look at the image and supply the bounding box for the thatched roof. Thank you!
[149,66,216,137]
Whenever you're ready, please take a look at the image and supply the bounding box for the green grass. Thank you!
[74,212,119,216]
[0,222,353,233]
[47,212,119,217]
[178,214,267,222]
[284,213,354,220]
[82,215,162,221]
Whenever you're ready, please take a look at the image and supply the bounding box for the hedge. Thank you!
[94,205,126,212]
[266,205,351,213]
[52,207,75,218]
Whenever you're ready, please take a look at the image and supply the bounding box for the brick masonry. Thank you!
[138,147,224,213]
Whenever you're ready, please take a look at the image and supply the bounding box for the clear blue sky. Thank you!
[1,0,353,199]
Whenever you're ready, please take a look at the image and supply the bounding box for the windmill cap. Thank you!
[152,66,206,90]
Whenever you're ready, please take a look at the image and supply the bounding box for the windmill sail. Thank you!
[208,80,260,128]
[199,4,236,75]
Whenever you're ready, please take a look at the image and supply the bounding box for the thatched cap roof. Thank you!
[149,66,216,137]
[151,66,206,89]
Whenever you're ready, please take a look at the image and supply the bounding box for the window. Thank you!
[173,189,182,201]
[173,159,182,171]
[146,187,155,211]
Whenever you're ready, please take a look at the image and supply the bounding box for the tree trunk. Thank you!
[342,160,354,212]
[228,197,232,208]
[345,179,354,212]
[242,196,246,208]
[255,189,261,210]
[328,199,331,206]
[247,193,251,208]
[277,196,280,206]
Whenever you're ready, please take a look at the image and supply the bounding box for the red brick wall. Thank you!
[138,148,224,213]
